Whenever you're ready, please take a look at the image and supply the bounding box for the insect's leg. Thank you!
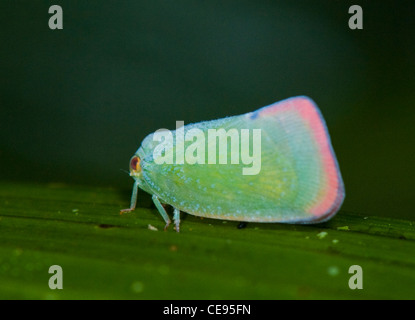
[152,194,171,230]
[120,180,138,214]
[237,222,248,229]
[173,208,180,233]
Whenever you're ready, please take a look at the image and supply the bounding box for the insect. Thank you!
[121,96,345,232]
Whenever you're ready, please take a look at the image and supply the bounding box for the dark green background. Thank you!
[1,0,414,219]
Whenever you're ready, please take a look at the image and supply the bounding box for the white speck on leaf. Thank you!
[148,224,158,231]
[317,231,328,239]
[327,266,339,277]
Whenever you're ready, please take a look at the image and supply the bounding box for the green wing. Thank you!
[139,97,344,223]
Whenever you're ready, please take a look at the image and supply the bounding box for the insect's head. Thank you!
[129,155,142,177]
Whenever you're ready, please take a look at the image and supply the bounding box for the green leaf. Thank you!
[0,181,414,299]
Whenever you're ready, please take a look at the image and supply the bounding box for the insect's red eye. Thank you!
[130,156,141,172]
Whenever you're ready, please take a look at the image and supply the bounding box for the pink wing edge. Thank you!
[255,96,345,223]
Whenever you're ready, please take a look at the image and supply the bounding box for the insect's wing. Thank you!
[140,96,344,223]
[245,96,345,222]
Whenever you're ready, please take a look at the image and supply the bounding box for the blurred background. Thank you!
[0,0,414,219]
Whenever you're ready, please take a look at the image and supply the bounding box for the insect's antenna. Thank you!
[119,169,130,175]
